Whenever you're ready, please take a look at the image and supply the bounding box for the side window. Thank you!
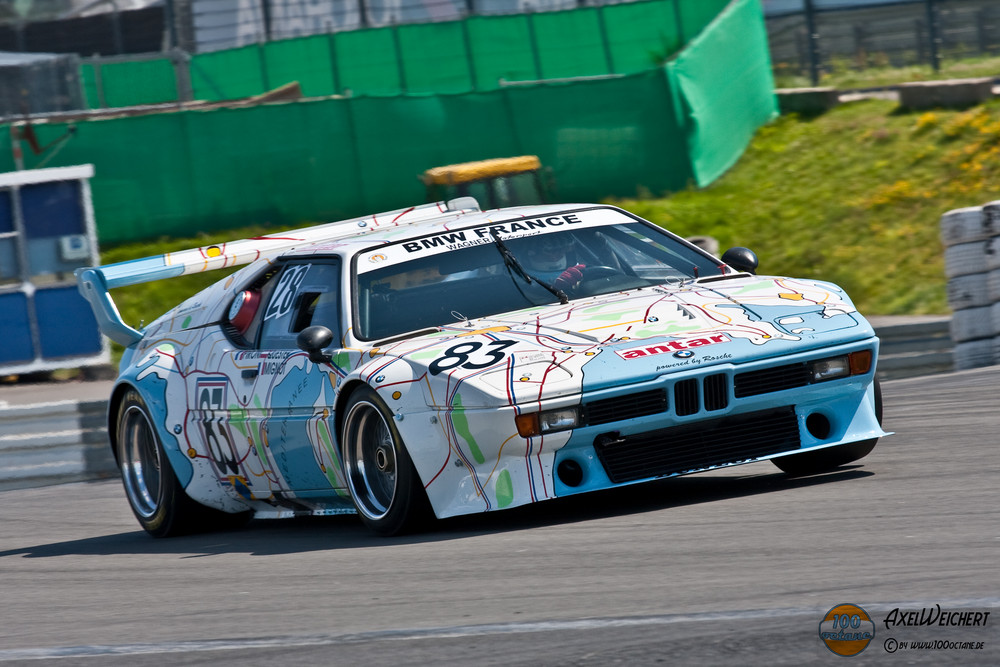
[258,260,342,350]
[228,260,341,350]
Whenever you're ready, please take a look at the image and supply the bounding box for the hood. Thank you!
[380,274,874,405]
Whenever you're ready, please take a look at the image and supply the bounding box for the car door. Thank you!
[222,258,347,495]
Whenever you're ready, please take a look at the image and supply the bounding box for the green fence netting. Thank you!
[465,15,542,88]
[333,28,403,97]
[530,9,612,80]
[190,44,269,101]
[81,0,736,108]
[602,1,682,74]
[81,58,179,109]
[6,67,697,244]
[264,35,340,98]
[2,0,773,245]
[396,22,476,94]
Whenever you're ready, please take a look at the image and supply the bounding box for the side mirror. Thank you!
[297,325,334,364]
[721,247,759,275]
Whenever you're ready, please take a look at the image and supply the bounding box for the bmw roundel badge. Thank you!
[674,350,695,359]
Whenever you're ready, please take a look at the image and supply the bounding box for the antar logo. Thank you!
[616,334,731,359]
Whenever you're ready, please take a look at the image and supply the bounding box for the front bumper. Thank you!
[551,338,887,497]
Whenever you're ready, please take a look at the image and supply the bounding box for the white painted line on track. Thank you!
[2,598,996,661]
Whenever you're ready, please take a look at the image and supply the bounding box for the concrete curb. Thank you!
[776,79,1000,114]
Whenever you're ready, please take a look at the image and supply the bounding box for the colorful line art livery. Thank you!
[78,200,888,536]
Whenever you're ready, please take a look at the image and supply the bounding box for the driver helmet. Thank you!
[525,234,574,271]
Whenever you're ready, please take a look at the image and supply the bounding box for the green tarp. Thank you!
[1,0,775,245]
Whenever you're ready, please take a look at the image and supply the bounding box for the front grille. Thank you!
[734,363,811,398]
[585,389,667,426]
[674,379,700,416]
[704,373,729,411]
[594,406,800,484]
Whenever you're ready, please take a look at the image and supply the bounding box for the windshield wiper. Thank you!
[490,229,569,305]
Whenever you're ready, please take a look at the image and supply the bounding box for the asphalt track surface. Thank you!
[0,368,997,666]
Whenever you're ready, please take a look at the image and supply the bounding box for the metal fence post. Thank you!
[328,33,341,95]
[163,0,177,49]
[597,5,615,74]
[915,18,926,64]
[111,5,124,54]
[976,10,987,55]
[461,19,478,90]
[853,24,866,69]
[391,21,407,94]
[264,0,274,42]
[359,0,368,29]
[258,42,270,92]
[804,0,821,86]
[172,48,193,102]
[526,11,543,80]
[925,0,941,71]
[92,60,107,109]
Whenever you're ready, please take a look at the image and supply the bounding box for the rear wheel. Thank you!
[117,390,247,537]
[772,378,883,477]
[341,386,430,536]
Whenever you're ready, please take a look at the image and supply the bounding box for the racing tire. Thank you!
[772,378,883,477]
[341,386,431,536]
[116,390,248,537]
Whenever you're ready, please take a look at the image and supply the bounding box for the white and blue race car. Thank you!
[77,199,887,536]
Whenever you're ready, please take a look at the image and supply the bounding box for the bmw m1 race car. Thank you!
[77,199,887,536]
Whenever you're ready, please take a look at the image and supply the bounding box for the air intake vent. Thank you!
[585,389,667,426]
[734,363,811,398]
[594,407,800,483]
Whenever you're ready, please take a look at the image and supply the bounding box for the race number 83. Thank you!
[429,340,517,375]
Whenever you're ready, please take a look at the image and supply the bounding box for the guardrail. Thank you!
[873,316,953,381]
[0,399,115,492]
[0,318,954,491]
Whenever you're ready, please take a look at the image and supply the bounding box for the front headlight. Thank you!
[809,356,850,382]
[515,407,580,438]
[809,350,872,382]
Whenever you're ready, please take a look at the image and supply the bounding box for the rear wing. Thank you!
[76,197,481,347]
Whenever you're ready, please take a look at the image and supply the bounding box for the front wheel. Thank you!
[772,377,883,477]
[341,386,431,536]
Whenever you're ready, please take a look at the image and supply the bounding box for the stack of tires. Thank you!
[987,202,1000,366]
[941,204,998,370]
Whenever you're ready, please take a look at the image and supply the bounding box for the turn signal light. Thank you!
[515,407,580,438]
[848,349,873,375]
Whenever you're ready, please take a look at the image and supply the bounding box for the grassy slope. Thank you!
[613,97,1000,315]
[103,96,1000,335]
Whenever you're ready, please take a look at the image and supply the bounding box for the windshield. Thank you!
[354,215,725,341]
